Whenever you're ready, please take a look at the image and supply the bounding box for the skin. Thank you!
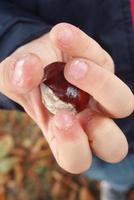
[0,23,133,174]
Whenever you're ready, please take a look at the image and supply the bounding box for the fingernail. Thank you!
[13,55,28,85]
[68,60,88,80]
[58,28,74,45]
[54,112,75,130]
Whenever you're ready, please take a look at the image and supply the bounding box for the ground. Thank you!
[0,109,133,200]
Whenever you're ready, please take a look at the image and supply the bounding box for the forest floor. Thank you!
[0,110,133,200]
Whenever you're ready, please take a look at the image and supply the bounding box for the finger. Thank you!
[0,53,44,97]
[0,53,50,128]
[13,33,61,66]
[64,58,134,118]
[50,23,114,72]
[84,114,128,163]
[47,110,92,174]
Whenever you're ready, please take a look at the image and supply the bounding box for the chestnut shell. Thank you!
[41,62,90,113]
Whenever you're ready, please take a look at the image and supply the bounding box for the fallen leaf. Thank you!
[0,186,6,200]
[14,164,24,187]
[52,182,62,197]
[0,157,20,173]
[0,173,8,185]
[79,187,95,200]
[0,135,14,159]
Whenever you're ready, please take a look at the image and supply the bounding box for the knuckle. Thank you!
[0,57,10,91]
[117,89,134,118]
[124,93,134,117]
[108,56,115,72]
[96,73,110,94]
[103,51,115,73]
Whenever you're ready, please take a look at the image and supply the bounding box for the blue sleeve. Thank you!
[0,0,52,111]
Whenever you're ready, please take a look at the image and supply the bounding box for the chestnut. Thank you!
[40,62,90,114]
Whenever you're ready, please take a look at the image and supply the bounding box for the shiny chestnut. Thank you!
[40,62,90,114]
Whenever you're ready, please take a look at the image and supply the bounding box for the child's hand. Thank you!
[0,23,133,174]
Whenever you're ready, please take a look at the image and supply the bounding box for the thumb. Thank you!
[0,53,44,98]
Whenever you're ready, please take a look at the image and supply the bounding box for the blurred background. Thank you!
[0,110,134,200]
[0,110,100,200]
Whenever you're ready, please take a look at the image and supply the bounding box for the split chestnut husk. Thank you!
[40,62,90,114]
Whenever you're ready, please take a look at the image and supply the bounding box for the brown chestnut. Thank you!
[40,62,90,114]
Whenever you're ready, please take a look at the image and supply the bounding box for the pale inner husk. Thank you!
[40,83,77,115]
